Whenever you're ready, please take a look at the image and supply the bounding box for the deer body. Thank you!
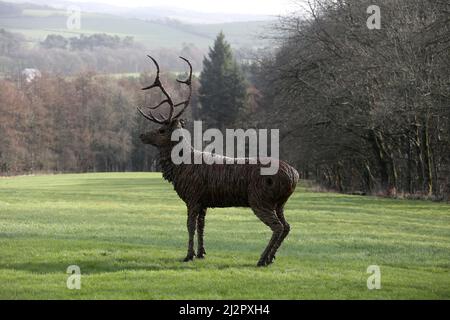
[157,146,298,208]
[138,56,299,266]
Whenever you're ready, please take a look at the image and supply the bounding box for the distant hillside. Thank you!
[6,0,278,23]
[0,2,273,49]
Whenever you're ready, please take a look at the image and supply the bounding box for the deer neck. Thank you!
[158,143,194,184]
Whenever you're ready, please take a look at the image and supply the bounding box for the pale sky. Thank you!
[73,0,296,15]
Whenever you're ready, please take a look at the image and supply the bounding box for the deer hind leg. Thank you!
[196,208,207,259]
[267,205,291,264]
[251,206,284,267]
[183,206,199,262]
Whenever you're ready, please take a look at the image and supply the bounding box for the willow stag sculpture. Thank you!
[138,56,299,266]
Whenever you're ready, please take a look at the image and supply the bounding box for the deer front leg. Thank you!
[183,206,198,262]
[196,208,207,259]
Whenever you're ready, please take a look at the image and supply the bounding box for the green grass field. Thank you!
[0,173,449,299]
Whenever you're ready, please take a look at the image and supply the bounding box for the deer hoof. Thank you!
[183,254,195,262]
[197,248,206,259]
[266,255,276,264]
[257,258,269,267]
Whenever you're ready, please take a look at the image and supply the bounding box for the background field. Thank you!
[0,173,449,299]
[0,7,271,48]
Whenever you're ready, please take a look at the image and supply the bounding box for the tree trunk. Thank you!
[370,130,397,196]
[422,119,433,196]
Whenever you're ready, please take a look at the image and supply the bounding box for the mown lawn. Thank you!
[0,173,449,299]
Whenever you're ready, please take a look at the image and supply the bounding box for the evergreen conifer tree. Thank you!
[199,32,247,130]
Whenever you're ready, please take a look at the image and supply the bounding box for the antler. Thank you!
[172,57,193,120]
[137,56,193,124]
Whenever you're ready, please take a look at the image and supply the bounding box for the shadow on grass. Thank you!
[0,258,257,275]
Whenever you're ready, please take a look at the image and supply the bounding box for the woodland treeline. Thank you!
[249,0,449,199]
[0,0,449,199]
[0,29,206,75]
[0,72,199,173]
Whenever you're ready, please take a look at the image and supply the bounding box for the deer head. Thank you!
[138,56,192,147]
